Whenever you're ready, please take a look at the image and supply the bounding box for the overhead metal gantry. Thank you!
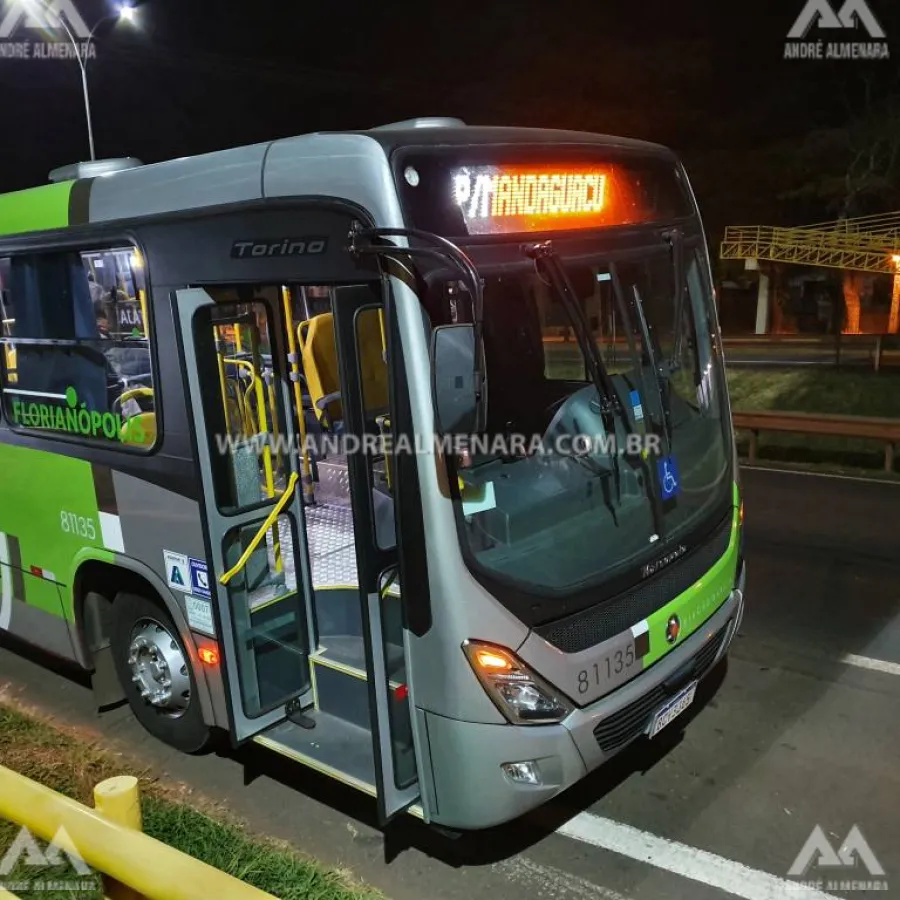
[719,213,900,333]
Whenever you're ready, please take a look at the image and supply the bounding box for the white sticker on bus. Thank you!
[185,595,215,637]
[164,550,191,594]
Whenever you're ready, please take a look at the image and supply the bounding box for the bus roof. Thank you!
[0,120,676,240]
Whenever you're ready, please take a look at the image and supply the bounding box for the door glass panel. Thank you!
[222,512,308,718]
[354,306,395,552]
[194,300,288,514]
[380,572,416,790]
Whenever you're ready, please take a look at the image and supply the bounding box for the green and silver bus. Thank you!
[0,118,745,830]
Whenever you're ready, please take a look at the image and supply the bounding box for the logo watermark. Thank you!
[0,0,96,61]
[0,825,99,895]
[787,825,888,893]
[785,0,889,59]
[214,431,664,462]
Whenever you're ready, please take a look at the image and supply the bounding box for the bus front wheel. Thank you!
[111,591,211,754]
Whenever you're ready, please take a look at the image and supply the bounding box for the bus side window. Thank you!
[0,247,156,449]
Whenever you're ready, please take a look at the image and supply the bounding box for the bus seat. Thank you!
[121,411,157,447]
[298,313,342,429]
[356,308,389,415]
[298,309,390,432]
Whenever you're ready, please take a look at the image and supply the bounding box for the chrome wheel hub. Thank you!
[127,619,191,717]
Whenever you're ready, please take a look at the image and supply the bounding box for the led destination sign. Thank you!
[453,167,611,234]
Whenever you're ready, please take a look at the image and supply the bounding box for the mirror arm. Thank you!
[349,224,486,422]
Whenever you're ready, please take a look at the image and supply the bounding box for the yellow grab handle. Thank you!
[120,386,154,405]
[219,472,298,585]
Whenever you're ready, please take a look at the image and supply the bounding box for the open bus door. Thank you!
[174,287,316,743]
[331,284,421,824]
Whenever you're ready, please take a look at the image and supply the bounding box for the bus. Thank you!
[0,118,745,830]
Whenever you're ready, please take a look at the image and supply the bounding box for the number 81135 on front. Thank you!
[575,639,642,698]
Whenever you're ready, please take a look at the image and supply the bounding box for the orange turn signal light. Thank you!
[473,648,514,672]
[198,647,219,666]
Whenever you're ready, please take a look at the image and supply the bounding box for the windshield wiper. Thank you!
[525,242,623,435]
[632,283,673,451]
[525,241,630,517]
[667,228,687,368]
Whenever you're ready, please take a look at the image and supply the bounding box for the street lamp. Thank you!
[19,0,137,162]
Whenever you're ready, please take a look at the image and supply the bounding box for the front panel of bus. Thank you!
[384,141,745,828]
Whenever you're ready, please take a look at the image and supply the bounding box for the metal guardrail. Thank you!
[733,410,900,472]
[0,765,274,900]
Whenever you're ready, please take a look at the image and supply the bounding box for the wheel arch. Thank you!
[69,551,217,727]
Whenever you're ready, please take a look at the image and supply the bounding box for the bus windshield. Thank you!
[423,236,732,603]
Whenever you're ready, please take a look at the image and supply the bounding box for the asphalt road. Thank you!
[2,467,899,900]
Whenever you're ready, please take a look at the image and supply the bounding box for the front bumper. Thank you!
[423,563,746,830]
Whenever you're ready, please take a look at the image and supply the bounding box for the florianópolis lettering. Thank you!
[10,387,145,443]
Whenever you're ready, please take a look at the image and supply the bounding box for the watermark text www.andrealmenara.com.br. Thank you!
[213,432,664,461]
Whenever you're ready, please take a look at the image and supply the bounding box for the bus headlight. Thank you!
[463,641,572,725]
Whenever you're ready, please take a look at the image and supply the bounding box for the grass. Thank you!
[727,367,900,472]
[543,342,900,472]
[726,367,900,419]
[0,698,379,900]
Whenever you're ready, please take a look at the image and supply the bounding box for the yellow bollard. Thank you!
[94,777,145,900]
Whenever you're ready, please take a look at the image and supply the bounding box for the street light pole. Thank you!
[21,0,134,162]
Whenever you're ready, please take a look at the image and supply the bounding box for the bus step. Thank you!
[311,636,406,730]
[257,711,377,796]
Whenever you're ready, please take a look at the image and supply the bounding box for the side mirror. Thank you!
[431,324,480,435]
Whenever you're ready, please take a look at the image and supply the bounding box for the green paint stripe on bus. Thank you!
[642,508,740,668]
[0,181,75,238]
[0,444,102,621]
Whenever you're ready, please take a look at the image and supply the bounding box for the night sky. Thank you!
[1,0,898,235]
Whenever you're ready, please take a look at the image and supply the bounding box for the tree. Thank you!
[782,84,900,333]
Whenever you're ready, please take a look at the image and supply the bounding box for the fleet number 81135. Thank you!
[60,511,97,541]
[577,643,638,695]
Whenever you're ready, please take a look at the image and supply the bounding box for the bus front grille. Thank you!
[535,512,733,655]
[592,622,729,754]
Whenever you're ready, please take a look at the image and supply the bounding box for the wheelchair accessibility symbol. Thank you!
[657,455,681,501]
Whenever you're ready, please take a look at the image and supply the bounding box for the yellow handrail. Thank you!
[138,288,149,340]
[0,765,274,900]
[120,386,154,406]
[213,327,233,436]
[219,472,298,585]
[281,286,315,504]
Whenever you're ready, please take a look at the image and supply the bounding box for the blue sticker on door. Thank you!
[189,558,211,599]
[657,455,681,501]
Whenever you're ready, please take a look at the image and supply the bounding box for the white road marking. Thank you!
[740,465,900,487]
[556,812,842,900]
[842,653,900,677]
[493,856,632,900]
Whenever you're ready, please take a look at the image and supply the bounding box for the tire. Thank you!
[110,591,211,754]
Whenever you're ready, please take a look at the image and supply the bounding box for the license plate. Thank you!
[648,681,698,738]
